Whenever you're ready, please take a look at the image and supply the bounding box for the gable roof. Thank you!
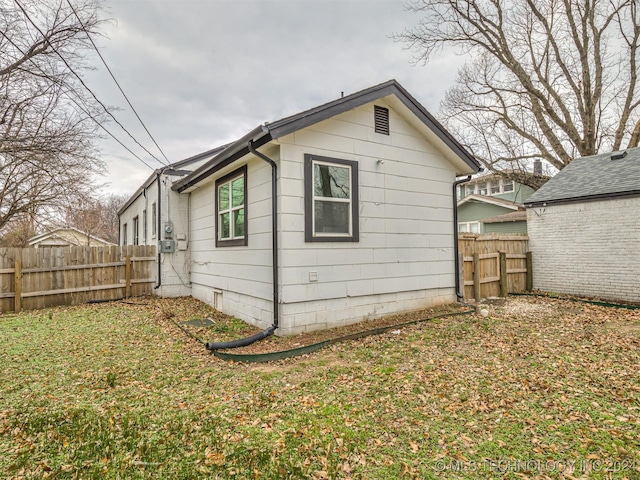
[525,147,640,207]
[118,143,229,215]
[482,210,527,224]
[457,194,522,211]
[172,79,481,193]
[28,227,114,247]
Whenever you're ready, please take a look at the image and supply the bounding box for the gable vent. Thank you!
[374,105,389,135]
[611,150,628,160]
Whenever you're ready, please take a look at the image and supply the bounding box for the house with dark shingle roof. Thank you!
[525,147,640,303]
[118,80,482,335]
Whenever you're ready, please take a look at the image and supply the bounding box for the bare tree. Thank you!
[59,192,128,243]
[0,0,107,232]
[397,0,640,188]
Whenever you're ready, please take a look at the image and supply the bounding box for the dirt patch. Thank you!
[156,299,473,355]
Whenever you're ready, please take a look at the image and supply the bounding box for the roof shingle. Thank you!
[525,147,640,206]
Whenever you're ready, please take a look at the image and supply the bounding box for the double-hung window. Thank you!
[215,166,247,247]
[304,154,359,242]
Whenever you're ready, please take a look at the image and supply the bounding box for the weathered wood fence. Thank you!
[0,245,156,313]
[459,234,532,301]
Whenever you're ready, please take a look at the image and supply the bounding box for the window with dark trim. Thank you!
[215,165,248,247]
[304,154,359,242]
[122,223,128,246]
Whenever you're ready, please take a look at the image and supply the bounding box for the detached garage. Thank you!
[525,147,640,303]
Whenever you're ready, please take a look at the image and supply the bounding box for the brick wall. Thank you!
[527,197,640,302]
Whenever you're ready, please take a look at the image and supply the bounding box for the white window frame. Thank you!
[503,179,514,192]
[458,221,481,233]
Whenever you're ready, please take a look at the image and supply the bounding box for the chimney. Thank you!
[533,159,542,175]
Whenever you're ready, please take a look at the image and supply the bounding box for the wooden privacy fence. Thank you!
[0,245,156,313]
[459,234,532,301]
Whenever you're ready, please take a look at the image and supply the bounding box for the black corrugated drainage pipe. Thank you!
[453,175,472,300]
[205,140,279,351]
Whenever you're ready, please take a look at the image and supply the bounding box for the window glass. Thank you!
[218,184,229,210]
[478,182,487,195]
[503,179,514,192]
[231,178,244,207]
[313,164,350,199]
[491,182,500,194]
[315,201,350,234]
[220,212,230,239]
[233,209,245,237]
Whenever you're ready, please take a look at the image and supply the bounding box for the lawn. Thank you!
[1,296,639,479]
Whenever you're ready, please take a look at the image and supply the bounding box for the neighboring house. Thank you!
[119,80,481,335]
[456,173,535,234]
[28,227,115,248]
[525,147,640,303]
[457,195,527,234]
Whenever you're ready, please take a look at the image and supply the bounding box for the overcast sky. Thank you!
[85,0,464,197]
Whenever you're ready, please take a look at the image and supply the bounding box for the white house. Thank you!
[118,144,228,297]
[28,227,115,248]
[119,80,481,335]
[525,147,640,303]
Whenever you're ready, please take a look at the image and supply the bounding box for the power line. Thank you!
[65,0,171,165]
[0,26,157,172]
[13,0,169,167]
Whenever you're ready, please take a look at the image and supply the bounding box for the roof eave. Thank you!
[172,126,271,193]
[526,189,640,207]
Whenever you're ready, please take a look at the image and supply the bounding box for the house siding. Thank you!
[483,221,527,234]
[527,197,640,303]
[275,101,457,334]
[118,177,192,297]
[189,155,277,328]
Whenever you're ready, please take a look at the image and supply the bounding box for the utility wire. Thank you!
[0,28,157,172]
[13,0,168,167]
[65,0,170,165]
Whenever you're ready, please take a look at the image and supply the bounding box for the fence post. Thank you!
[473,253,481,301]
[526,251,533,291]
[125,255,132,298]
[499,252,508,297]
[14,259,22,313]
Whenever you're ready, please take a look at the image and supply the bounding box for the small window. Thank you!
[122,223,128,246]
[466,184,474,196]
[151,203,157,238]
[304,154,359,242]
[215,166,247,247]
[503,179,514,192]
[143,209,147,243]
[132,216,139,245]
[374,105,389,135]
[458,222,480,233]
[490,181,500,195]
[478,182,488,195]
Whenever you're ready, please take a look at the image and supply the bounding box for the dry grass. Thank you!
[1,295,639,479]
